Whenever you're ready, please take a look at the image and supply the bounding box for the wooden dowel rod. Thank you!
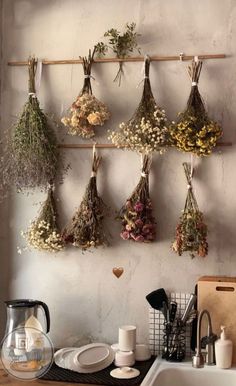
[58,141,232,149]
[8,54,226,66]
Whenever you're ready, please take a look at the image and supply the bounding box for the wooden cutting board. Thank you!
[198,276,236,364]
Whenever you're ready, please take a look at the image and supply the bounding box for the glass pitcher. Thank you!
[4,299,50,348]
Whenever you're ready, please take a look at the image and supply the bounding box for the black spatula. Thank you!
[146,288,168,312]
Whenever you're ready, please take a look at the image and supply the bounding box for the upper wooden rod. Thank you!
[8,54,226,66]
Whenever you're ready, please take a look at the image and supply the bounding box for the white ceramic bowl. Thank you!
[114,350,135,367]
[135,344,151,361]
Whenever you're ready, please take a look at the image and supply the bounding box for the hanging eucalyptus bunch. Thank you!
[0,57,60,194]
[104,22,141,86]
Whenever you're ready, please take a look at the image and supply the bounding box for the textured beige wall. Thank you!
[1,0,236,346]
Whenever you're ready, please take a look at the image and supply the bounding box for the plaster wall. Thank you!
[1,0,236,346]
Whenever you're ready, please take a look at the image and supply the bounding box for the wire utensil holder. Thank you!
[149,292,194,359]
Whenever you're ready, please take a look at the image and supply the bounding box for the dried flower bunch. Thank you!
[22,186,64,252]
[172,163,208,258]
[62,150,107,250]
[104,22,141,86]
[119,155,156,242]
[0,58,60,193]
[109,56,169,153]
[169,60,222,156]
[61,47,110,138]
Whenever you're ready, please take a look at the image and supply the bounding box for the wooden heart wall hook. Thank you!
[113,267,124,278]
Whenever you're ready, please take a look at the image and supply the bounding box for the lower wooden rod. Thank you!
[58,142,232,149]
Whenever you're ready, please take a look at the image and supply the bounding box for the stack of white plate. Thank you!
[54,343,115,374]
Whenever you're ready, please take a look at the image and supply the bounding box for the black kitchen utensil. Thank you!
[146,288,171,360]
[146,288,168,311]
[169,301,177,323]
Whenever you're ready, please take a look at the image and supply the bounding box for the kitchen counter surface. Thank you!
[0,369,101,386]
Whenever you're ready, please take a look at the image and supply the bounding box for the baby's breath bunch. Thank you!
[23,186,64,252]
[172,163,208,258]
[61,46,110,138]
[62,150,107,250]
[169,60,222,156]
[109,56,169,153]
[0,57,60,194]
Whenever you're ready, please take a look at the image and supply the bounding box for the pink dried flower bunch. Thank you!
[119,155,156,243]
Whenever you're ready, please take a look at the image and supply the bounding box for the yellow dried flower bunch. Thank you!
[169,60,222,156]
[109,57,169,153]
[62,93,110,138]
[22,187,64,253]
[170,115,222,156]
[61,48,110,139]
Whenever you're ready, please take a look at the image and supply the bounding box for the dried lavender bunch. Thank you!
[119,155,156,242]
[62,151,107,250]
[104,22,141,86]
[109,57,169,153]
[61,47,110,138]
[172,163,208,258]
[22,186,64,252]
[0,57,60,193]
[169,60,222,156]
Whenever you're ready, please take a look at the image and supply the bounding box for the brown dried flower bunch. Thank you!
[22,186,64,252]
[62,149,107,250]
[0,58,60,194]
[172,163,208,258]
[61,47,110,138]
[169,60,222,156]
[119,155,156,242]
[109,56,169,153]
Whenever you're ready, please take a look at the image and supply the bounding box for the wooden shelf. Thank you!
[8,53,226,66]
[58,142,232,149]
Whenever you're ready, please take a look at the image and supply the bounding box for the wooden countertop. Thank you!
[0,369,101,386]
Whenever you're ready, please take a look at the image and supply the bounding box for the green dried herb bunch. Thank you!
[104,22,141,85]
[169,60,222,156]
[61,46,110,138]
[62,149,108,250]
[22,185,65,252]
[1,57,60,193]
[172,163,208,258]
[109,56,169,153]
[119,154,156,242]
